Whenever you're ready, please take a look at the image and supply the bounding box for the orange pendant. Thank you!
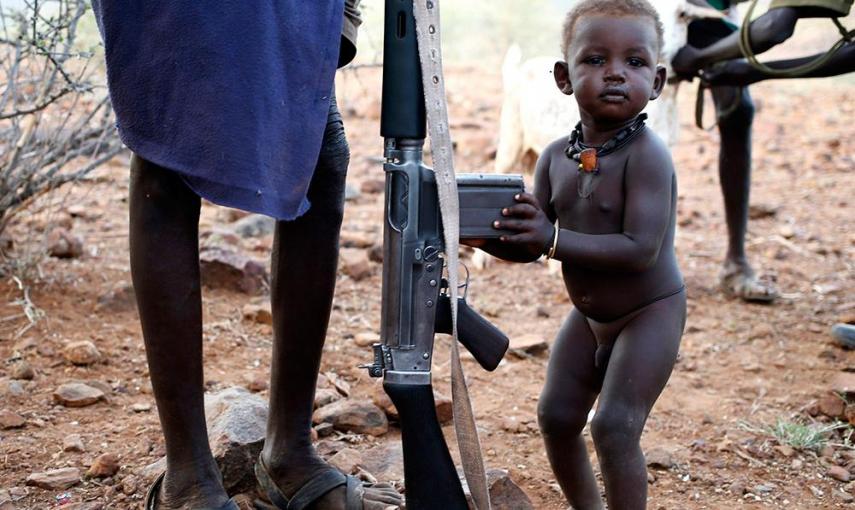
[579,148,598,173]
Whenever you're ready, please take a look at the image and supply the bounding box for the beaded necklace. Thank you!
[564,113,647,198]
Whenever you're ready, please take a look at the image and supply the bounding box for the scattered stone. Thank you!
[819,445,835,459]
[120,475,137,495]
[47,227,84,259]
[501,416,523,434]
[53,383,105,408]
[461,469,534,510]
[25,468,80,490]
[63,434,85,453]
[62,341,102,366]
[232,214,276,238]
[774,445,795,458]
[368,244,384,264]
[0,410,25,429]
[831,372,855,397]
[354,332,380,347]
[131,403,152,413]
[87,453,120,478]
[199,248,268,294]
[361,443,404,482]
[10,360,34,380]
[645,448,676,470]
[535,306,550,318]
[0,378,25,399]
[818,393,846,419]
[315,422,335,438]
[836,490,854,503]
[647,471,656,484]
[371,382,398,421]
[63,503,103,510]
[360,179,385,195]
[314,388,342,409]
[344,184,361,201]
[729,479,747,495]
[434,392,453,425]
[324,372,351,397]
[246,376,268,393]
[339,249,372,281]
[242,303,272,325]
[508,334,549,358]
[827,465,851,482]
[204,387,268,494]
[328,447,364,474]
[94,281,136,313]
[748,203,778,220]
[312,399,388,436]
[340,232,375,249]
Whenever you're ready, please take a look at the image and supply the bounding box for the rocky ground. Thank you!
[0,69,853,509]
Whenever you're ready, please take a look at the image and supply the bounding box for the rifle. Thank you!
[360,1,521,508]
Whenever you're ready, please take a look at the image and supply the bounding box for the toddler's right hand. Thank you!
[493,193,554,259]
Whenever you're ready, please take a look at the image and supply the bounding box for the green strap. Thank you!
[738,0,855,78]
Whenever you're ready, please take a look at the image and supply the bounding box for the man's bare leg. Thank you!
[260,96,402,509]
[712,85,777,302]
[129,156,231,509]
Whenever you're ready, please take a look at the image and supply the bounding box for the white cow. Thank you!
[473,0,728,271]
[494,0,729,175]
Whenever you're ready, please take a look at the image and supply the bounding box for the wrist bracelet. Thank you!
[546,223,559,260]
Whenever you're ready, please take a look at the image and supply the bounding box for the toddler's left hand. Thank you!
[494,193,554,258]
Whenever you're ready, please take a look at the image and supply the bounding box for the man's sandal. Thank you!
[254,454,365,510]
[720,266,779,303]
[145,472,240,510]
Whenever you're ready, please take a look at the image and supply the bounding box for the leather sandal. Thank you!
[254,453,364,510]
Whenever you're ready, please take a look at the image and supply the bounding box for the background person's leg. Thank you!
[592,291,685,510]
[538,311,604,510]
[129,156,231,508]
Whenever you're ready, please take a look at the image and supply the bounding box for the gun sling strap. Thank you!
[413,2,492,509]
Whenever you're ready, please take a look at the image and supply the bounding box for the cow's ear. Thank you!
[650,64,667,100]
[554,61,573,95]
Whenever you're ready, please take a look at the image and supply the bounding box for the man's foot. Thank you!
[720,261,779,303]
[831,323,855,349]
[146,462,236,510]
[256,451,402,510]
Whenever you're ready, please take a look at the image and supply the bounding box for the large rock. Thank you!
[205,387,269,494]
[62,341,101,366]
[360,443,404,483]
[10,360,34,380]
[312,399,388,436]
[371,382,452,424]
[645,447,676,470]
[461,469,534,510]
[26,468,80,490]
[199,248,268,294]
[53,383,105,408]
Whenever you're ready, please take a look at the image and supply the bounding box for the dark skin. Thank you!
[130,96,401,509]
[672,5,803,77]
[703,41,855,86]
[470,16,685,510]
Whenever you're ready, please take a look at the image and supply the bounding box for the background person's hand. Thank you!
[702,59,760,87]
[494,193,554,259]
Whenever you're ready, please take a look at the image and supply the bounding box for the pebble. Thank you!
[10,360,34,380]
[53,383,106,408]
[131,402,152,413]
[87,453,120,478]
[354,332,380,347]
[63,434,85,453]
[827,465,851,482]
[25,468,80,490]
[62,341,102,366]
[645,448,676,470]
[339,249,372,281]
[242,304,272,325]
[0,410,25,430]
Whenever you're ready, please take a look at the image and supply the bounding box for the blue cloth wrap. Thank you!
[92,1,345,220]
